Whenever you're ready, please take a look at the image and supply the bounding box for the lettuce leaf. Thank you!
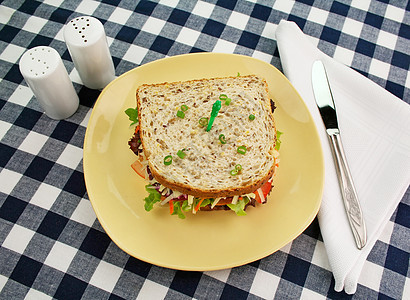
[143,185,161,211]
[199,198,211,208]
[125,107,139,126]
[171,201,186,219]
[227,197,249,216]
[181,200,191,212]
[180,198,212,216]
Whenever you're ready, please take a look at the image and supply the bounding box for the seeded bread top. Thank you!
[137,75,277,198]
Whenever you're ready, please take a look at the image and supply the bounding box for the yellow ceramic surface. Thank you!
[83,53,324,271]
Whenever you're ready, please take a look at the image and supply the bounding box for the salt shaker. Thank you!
[19,46,79,120]
[64,16,115,90]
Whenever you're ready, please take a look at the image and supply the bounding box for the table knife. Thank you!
[311,60,367,249]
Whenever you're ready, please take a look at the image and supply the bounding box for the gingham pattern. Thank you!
[0,1,409,299]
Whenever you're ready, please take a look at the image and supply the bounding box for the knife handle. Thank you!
[327,130,367,249]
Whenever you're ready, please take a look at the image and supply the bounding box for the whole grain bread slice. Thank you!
[136,75,277,198]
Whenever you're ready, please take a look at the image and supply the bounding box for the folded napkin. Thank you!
[275,20,410,294]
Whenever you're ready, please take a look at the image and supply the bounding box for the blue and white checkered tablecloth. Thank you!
[0,1,409,299]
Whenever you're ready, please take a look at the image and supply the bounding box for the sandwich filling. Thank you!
[127,75,281,218]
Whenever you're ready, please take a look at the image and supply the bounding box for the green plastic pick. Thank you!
[206,100,221,131]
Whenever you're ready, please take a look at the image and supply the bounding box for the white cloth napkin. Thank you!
[275,20,410,294]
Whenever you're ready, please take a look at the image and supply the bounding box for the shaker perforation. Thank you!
[64,16,115,90]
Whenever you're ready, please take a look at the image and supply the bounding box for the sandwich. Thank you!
[126,75,281,218]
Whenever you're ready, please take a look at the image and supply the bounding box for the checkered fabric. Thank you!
[0,1,409,299]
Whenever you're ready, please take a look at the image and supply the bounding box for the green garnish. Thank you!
[230,164,242,176]
[237,72,241,77]
[199,117,208,127]
[237,145,247,155]
[164,155,172,165]
[125,107,139,125]
[177,110,185,118]
[249,114,255,121]
[219,94,231,105]
[275,131,283,150]
[143,185,161,211]
[181,104,189,112]
[227,197,249,216]
[219,134,226,144]
[177,149,186,159]
[219,94,228,101]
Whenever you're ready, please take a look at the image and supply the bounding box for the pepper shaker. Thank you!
[19,46,79,120]
[64,16,115,90]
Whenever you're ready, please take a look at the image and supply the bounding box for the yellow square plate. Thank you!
[83,53,324,271]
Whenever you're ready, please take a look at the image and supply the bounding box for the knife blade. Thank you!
[311,60,367,249]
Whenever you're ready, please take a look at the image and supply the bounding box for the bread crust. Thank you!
[149,163,275,198]
[136,75,276,198]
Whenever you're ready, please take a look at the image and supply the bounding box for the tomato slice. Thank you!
[131,160,146,179]
[255,180,273,203]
